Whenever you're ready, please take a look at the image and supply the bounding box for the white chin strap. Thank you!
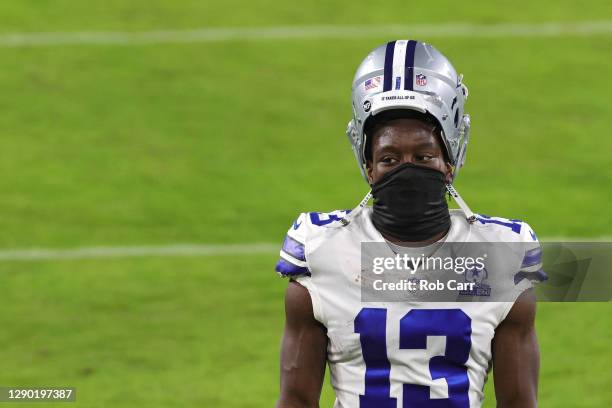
[445,184,476,223]
[340,184,476,226]
[339,190,372,226]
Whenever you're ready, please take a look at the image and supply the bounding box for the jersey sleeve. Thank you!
[513,222,548,286]
[274,213,311,277]
[498,221,547,321]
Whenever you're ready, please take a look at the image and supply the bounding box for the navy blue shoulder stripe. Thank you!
[281,235,305,262]
[514,269,548,285]
[275,258,310,277]
[521,247,542,268]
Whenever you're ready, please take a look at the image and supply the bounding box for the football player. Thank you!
[275,40,546,408]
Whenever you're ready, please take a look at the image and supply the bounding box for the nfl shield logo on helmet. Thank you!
[416,74,427,86]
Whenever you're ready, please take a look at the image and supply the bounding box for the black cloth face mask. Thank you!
[371,162,451,242]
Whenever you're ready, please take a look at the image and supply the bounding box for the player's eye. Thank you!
[380,156,398,165]
[416,154,434,162]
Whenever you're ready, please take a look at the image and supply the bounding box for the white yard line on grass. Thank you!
[0,239,609,261]
[0,243,279,261]
[0,21,611,47]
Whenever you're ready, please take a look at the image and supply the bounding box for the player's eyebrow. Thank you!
[375,145,401,156]
[376,139,438,155]
[412,140,437,149]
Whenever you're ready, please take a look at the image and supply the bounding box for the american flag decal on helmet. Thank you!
[364,76,381,90]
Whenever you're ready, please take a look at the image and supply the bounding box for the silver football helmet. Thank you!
[346,40,471,182]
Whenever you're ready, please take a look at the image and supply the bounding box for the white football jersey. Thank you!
[275,207,545,408]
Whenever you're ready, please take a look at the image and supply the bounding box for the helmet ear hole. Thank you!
[346,119,356,142]
[453,109,459,127]
[455,114,471,172]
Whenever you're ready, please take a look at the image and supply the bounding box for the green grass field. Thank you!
[0,1,610,406]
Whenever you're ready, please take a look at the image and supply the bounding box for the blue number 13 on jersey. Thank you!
[354,308,472,408]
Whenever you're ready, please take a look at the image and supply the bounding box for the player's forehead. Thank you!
[372,118,442,152]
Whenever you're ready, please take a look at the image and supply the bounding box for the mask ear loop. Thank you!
[445,184,476,223]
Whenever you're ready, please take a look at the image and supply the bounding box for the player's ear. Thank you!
[444,162,453,184]
[366,161,374,185]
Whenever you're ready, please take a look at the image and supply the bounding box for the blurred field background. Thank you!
[0,1,610,406]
